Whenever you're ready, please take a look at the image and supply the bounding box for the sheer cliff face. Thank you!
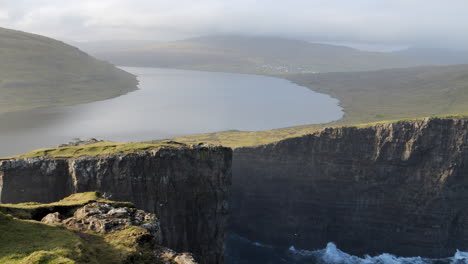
[0,146,232,264]
[232,118,468,258]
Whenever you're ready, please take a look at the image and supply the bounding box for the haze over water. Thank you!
[0,67,342,157]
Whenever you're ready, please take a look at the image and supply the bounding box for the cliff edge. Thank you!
[0,192,197,264]
[232,117,468,258]
[0,143,232,264]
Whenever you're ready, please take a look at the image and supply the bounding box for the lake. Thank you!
[0,67,343,157]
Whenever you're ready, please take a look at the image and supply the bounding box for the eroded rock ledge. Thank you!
[0,145,232,264]
[0,192,196,263]
[232,117,468,258]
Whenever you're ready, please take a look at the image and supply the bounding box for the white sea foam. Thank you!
[227,233,468,264]
[288,242,468,264]
[253,241,273,248]
[229,233,273,248]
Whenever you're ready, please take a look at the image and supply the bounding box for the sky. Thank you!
[0,0,467,50]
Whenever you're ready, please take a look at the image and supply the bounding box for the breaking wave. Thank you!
[226,233,468,264]
[288,242,468,264]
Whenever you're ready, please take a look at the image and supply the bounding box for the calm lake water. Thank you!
[0,67,342,157]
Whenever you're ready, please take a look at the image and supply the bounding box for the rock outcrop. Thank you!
[46,202,162,243]
[0,193,197,264]
[231,117,468,258]
[0,145,232,264]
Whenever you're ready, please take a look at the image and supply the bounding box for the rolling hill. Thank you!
[0,27,138,114]
[94,35,425,74]
[287,64,468,123]
[393,47,468,65]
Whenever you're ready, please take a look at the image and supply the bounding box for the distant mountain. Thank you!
[71,40,160,54]
[94,35,426,74]
[0,27,138,114]
[393,47,468,65]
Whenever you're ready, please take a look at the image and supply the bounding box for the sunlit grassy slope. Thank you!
[0,192,157,264]
[172,115,468,148]
[0,27,138,114]
[4,141,186,159]
[0,192,134,219]
[286,65,468,123]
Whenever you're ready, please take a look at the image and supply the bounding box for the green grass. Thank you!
[285,65,468,124]
[0,193,159,263]
[173,114,468,148]
[0,192,134,220]
[0,27,138,114]
[3,140,187,159]
[0,212,82,263]
[172,124,328,148]
[348,114,468,128]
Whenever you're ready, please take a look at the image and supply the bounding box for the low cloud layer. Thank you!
[0,0,467,49]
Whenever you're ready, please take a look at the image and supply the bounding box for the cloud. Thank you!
[0,0,467,49]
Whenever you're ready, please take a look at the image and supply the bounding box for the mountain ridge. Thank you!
[93,35,425,74]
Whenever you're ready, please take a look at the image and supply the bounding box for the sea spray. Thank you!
[226,233,468,264]
[288,242,468,264]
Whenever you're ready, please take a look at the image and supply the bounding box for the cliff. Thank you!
[232,117,468,258]
[0,144,232,264]
[0,192,197,264]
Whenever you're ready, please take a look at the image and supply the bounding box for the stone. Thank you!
[158,248,197,264]
[37,200,196,263]
[41,212,62,224]
[61,202,162,240]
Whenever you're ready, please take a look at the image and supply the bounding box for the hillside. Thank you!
[393,47,468,65]
[287,64,468,123]
[0,27,138,114]
[94,35,424,74]
[173,65,468,147]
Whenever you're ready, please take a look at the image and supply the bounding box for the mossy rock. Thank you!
[0,192,134,221]
[0,193,166,264]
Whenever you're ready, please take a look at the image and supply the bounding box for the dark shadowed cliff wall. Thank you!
[0,146,232,264]
[232,117,468,258]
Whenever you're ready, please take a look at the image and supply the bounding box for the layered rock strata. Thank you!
[0,145,232,264]
[232,117,468,258]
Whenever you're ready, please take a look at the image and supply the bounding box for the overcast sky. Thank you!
[0,0,467,50]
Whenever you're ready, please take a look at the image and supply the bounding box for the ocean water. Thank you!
[225,234,468,264]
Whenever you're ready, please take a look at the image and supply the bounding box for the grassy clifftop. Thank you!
[172,115,468,148]
[0,192,153,264]
[0,192,133,220]
[0,27,138,114]
[3,140,187,159]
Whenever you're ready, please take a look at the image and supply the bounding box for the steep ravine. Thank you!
[231,117,468,258]
[0,145,232,264]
